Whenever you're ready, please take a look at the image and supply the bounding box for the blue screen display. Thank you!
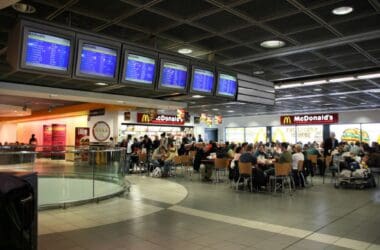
[79,43,117,78]
[218,73,237,96]
[25,32,70,71]
[125,54,155,84]
[160,62,187,89]
[192,69,214,93]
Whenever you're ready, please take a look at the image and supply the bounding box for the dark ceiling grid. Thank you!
[45,0,78,21]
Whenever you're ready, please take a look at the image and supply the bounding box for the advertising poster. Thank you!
[271,126,296,144]
[296,125,323,144]
[75,127,90,161]
[330,124,361,143]
[42,125,52,157]
[52,124,66,159]
[225,128,244,143]
[245,127,267,143]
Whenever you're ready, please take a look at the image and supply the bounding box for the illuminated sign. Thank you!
[280,113,339,125]
[137,113,185,125]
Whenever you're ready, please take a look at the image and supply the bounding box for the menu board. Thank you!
[330,124,361,143]
[192,69,214,93]
[271,126,296,144]
[225,127,244,143]
[296,125,323,144]
[217,73,237,97]
[160,62,188,89]
[359,123,380,144]
[25,31,70,71]
[245,127,267,143]
[125,54,155,84]
[79,43,117,78]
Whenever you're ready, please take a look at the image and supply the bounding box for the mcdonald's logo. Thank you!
[282,116,293,125]
[141,114,150,123]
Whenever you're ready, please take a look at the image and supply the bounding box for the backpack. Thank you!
[151,167,162,178]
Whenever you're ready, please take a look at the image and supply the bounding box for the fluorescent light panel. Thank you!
[358,73,380,79]
[329,76,356,83]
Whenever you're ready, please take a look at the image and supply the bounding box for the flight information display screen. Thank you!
[160,62,188,89]
[125,54,155,84]
[218,73,237,97]
[79,43,117,78]
[192,68,214,93]
[25,31,71,71]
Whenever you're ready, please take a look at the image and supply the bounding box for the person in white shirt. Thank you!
[292,144,305,187]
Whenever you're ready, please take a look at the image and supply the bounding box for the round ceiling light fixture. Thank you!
[178,48,192,54]
[253,70,265,75]
[95,82,108,86]
[12,2,36,14]
[332,6,353,15]
[192,95,205,98]
[260,40,285,49]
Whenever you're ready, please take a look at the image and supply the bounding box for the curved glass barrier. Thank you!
[0,145,130,209]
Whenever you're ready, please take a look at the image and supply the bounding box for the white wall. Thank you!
[221,109,380,142]
[0,123,17,144]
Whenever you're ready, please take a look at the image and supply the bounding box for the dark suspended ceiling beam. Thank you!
[222,29,380,66]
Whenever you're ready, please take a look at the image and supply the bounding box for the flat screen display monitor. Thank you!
[217,73,237,98]
[78,43,118,78]
[191,68,215,94]
[24,31,71,72]
[159,60,188,90]
[123,53,156,85]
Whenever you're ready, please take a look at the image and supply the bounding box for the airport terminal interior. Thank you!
[0,0,380,249]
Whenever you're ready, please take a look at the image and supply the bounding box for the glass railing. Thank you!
[0,145,130,209]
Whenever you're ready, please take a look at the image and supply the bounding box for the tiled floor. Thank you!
[38,175,380,250]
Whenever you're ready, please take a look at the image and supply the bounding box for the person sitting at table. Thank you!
[278,142,292,164]
[305,144,324,176]
[240,144,266,190]
[229,146,242,182]
[254,144,268,165]
[241,142,248,153]
[152,145,167,169]
[227,143,236,159]
[292,144,305,188]
[162,143,178,177]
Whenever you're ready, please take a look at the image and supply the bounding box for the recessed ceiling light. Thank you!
[260,40,285,49]
[12,2,36,13]
[332,6,353,15]
[329,76,356,83]
[212,108,219,111]
[357,73,380,79]
[117,100,124,103]
[304,80,327,86]
[339,96,347,99]
[227,110,234,113]
[314,88,322,91]
[253,70,264,75]
[95,82,108,86]
[360,102,366,105]
[311,100,321,103]
[192,95,204,98]
[178,48,192,54]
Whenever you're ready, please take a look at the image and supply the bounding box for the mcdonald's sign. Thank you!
[137,113,185,125]
[280,113,339,125]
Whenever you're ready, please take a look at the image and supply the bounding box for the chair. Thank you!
[180,155,194,178]
[297,160,306,188]
[307,155,318,185]
[137,152,148,175]
[236,162,253,192]
[323,155,332,184]
[270,163,293,194]
[171,155,183,177]
[214,158,230,183]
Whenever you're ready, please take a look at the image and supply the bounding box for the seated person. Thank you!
[278,142,292,164]
[291,144,305,187]
[240,144,266,189]
[305,144,324,176]
[254,144,268,165]
[152,145,167,168]
[161,143,178,177]
[227,144,236,159]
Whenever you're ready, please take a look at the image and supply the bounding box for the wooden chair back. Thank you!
[325,155,332,168]
[297,160,304,172]
[214,158,229,169]
[173,155,182,165]
[188,150,196,160]
[181,155,191,166]
[274,163,291,176]
[138,152,147,162]
[238,162,252,176]
[307,154,318,165]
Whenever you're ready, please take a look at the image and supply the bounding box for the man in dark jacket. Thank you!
[324,132,339,156]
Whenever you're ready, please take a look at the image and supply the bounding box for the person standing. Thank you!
[198,134,203,143]
[324,132,339,156]
[29,134,37,145]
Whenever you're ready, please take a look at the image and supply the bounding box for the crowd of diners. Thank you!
[118,132,380,188]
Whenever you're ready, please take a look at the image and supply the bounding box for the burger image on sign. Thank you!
[341,128,369,143]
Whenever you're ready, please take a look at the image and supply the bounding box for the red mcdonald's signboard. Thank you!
[280,113,339,125]
[137,113,185,125]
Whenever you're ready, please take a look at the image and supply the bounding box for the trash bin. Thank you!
[0,173,36,250]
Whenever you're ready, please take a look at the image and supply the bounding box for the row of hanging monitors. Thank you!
[9,20,238,99]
